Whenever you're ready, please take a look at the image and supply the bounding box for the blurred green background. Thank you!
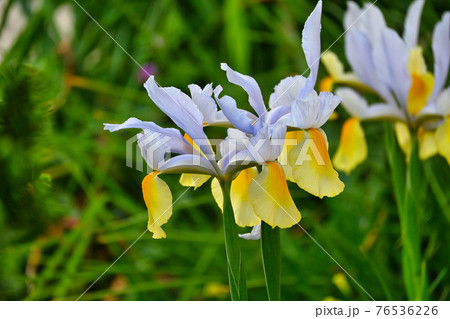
[0,0,448,301]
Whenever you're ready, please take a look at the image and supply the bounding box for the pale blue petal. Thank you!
[403,0,425,48]
[158,154,218,176]
[299,1,322,98]
[373,28,411,108]
[431,12,450,102]
[188,83,218,124]
[214,85,255,135]
[220,63,267,119]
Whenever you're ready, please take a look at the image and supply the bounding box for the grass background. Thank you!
[0,0,449,300]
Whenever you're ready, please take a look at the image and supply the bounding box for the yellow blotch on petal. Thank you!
[288,128,344,198]
[179,174,210,189]
[394,122,411,161]
[418,127,437,160]
[333,118,368,174]
[435,117,450,165]
[248,162,301,228]
[142,172,173,239]
[278,131,305,182]
[407,47,435,116]
[320,76,334,92]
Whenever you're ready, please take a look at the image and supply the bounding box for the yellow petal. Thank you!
[142,172,173,239]
[288,128,345,198]
[407,48,434,116]
[230,167,260,227]
[394,122,411,160]
[278,131,305,182]
[418,127,437,160]
[248,162,301,228]
[211,178,223,211]
[321,51,345,79]
[179,173,210,189]
[333,118,368,174]
[435,117,450,165]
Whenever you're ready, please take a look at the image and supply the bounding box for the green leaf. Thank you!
[261,222,281,301]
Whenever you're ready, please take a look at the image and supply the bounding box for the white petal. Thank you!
[403,0,425,49]
[316,91,341,127]
[299,1,322,97]
[238,223,261,240]
[220,63,267,119]
[269,75,307,109]
[431,12,450,102]
[335,88,369,118]
[436,87,450,116]
[344,2,386,44]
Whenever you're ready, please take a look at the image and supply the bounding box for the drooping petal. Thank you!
[394,122,411,160]
[431,12,450,101]
[211,178,223,210]
[269,75,307,109]
[299,1,322,98]
[288,128,345,198]
[403,0,425,49]
[418,127,438,160]
[220,63,267,119]
[179,174,211,189]
[248,162,301,228]
[142,172,173,239]
[214,85,255,135]
[435,117,450,165]
[333,118,368,174]
[230,167,260,227]
[238,223,261,240]
[104,117,192,155]
[278,130,305,182]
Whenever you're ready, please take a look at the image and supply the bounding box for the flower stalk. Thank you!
[261,221,281,301]
[220,180,247,301]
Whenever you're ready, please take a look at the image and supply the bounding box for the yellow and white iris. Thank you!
[320,1,450,173]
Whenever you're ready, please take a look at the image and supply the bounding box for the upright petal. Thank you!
[431,12,450,102]
[248,162,301,228]
[144,76,211,155]
[288,128,344,198]
[299,1,322,97]
[373,28,411,109]
[344,2,386,44]
[214,85,255,135]
[333,118,368,174]
[230,167,260,227]
[403,0,425,49]
[269,75,307,109]
[142,172,173,239]
[188,83,218,125]
[220,63,267,119]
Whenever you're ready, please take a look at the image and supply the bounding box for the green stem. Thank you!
[385,124,427,300]
[261,221,281,301]
[220,181,247,301]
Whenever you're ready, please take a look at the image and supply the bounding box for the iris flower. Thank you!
[320,0,450,173]
[209,1,343,236]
